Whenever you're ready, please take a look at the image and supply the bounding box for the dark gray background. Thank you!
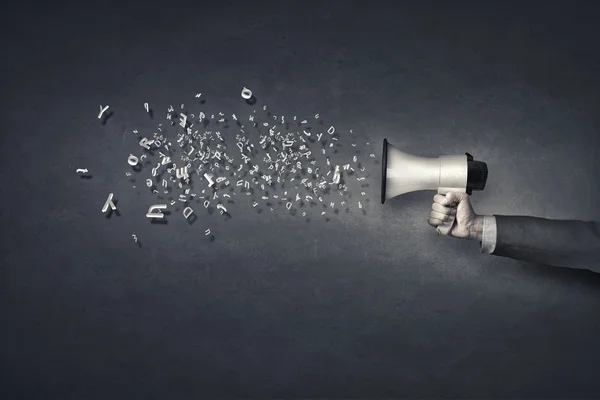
[2,0,600,398]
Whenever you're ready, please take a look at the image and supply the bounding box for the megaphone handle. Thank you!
[436,214,456,235]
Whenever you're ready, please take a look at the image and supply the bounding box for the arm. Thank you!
[428,193,600,273]
[478,215,600,272]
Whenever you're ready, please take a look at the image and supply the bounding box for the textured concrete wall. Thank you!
[1,1,599,398]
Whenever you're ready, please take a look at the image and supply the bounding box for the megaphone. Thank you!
[381,138,488,234]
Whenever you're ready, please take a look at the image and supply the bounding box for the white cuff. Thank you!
[480,215,497,254]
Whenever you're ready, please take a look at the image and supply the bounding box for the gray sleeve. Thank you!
[490,216,600,273]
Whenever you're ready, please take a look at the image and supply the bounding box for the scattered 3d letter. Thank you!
[179,113,188,128]
[241,87,253,99]
[139,137,153,149]
[146,204,167,218]
[127,154,139,166]
[204,173,215,187]
[176,166,189,179]
[98,105,109,119]
[101,193,117,212]
[183,207,194,219]
[332,165,341,184]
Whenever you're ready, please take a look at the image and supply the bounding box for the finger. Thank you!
[433,194,447,205]
[432,202,456,214]
[430,210,452,221]
[444,192,466,206]
[428,217,444,227]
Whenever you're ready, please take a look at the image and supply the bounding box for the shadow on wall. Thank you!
[495,259,600,288]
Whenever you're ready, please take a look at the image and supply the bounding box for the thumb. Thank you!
[443,192,467,206]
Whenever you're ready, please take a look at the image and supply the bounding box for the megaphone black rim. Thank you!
[381,138,388,204]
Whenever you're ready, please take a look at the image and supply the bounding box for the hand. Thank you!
[428,192,484,241]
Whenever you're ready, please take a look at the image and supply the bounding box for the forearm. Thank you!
[491,216,600,271]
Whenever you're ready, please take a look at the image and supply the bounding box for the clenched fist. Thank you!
[428,192,484,241]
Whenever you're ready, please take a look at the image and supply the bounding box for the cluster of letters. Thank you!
[90,88,374,241]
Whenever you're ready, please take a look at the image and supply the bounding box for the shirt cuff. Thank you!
[480,215,497,254]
